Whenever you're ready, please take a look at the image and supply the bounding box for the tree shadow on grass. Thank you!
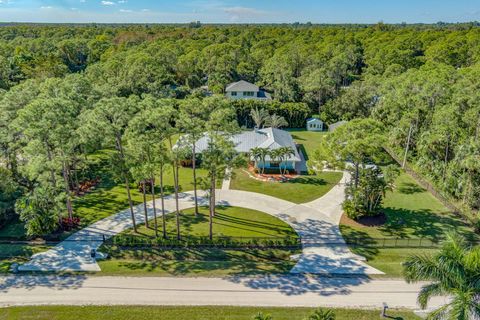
[397,182,426,195]
[112,247,301,279]
[214,213,296,237]
[338,227,379,261]
[288,177,327,186]
[380,207,477,242]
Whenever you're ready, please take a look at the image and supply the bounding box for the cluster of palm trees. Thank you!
[250,107,289,129]
[250,146,296,176]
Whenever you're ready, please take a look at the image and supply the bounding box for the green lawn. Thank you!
[99,206,301,276]
[340,172,478,277]
[230,169,342,204]
[74,151,213,226]
[119,206,298,239]
[0,305,420,320]
[0,244,53,274]
[287,128,327,160]
[0,148,213,270]
[98,247,298,276]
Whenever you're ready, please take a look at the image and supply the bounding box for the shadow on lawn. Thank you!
[380,207,476,241]
[214,212,295,236]
[112,247,300,278]
[288,177,327,186]
[397,182,426,195]
[338,227,379,260]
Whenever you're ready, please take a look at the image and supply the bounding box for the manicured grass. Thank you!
[99,206,301,276]
[0,243,52,257]
[120,206,299,239]
[230,169,343,204]
[73,150,213,226]
[0,244,53,274]
[0,305,420,320]
[340,172,478,277]
[287,128,327,160]
[98,248,299,276]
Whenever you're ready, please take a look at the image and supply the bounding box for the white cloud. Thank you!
[101,1,115,5]
[119,9,132,13]
[223,6,267,22]
[223,6,265,16]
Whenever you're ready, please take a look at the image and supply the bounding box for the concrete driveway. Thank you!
[19,172,382,275]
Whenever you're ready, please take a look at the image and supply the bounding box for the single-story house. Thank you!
[188,128,301,171]
[225,80,272,100]
[328,120,348,132]
[306,118,324,131]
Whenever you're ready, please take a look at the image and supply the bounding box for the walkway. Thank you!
[19,172,382,275]
[221,167,232,190]
[0,275,446,309]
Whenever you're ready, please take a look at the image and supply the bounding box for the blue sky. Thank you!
[0,0,479,23]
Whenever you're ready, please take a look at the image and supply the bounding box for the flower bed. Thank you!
[243,164,299,183]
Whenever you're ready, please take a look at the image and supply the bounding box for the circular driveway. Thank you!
[19,172,383,275]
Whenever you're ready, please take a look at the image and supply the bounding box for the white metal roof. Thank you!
[188,128,301,162]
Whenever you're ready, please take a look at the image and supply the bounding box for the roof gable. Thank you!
[225,80,259,92]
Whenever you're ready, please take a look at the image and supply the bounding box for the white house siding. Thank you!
[256,160,295,170]
[225,91,258,100]
[306,118,324,131]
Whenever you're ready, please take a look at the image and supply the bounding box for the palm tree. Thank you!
[269,149,283,174]
[257,148,270,175]
[403,232,480,320]
[265,114,288,128]
[305,308,336,320]
[250,147,263,169]
[250,107,269,129]
[278,146,295,176]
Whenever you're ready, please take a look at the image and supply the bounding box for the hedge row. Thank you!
[107,235,301,248]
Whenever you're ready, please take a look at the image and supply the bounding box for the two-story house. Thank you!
[225,80,272,100]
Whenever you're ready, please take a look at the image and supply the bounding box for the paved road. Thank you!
[0,275,446,309]
[19,172,382,275]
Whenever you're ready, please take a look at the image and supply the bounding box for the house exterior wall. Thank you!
[255,160,295,170]
[226,90,259,100]
[306,120,324,131]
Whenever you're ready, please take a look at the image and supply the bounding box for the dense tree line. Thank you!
[0,23,479,234]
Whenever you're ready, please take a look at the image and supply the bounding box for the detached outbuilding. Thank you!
[306,118,324,131]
